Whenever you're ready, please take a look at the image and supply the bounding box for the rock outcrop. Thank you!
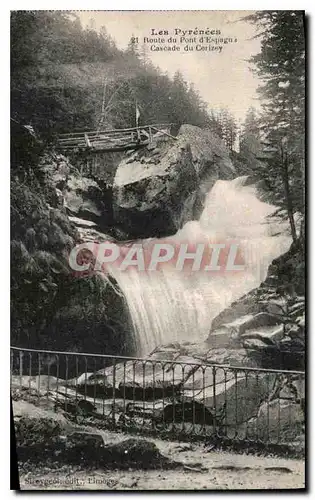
[48,152,129,240]
[13,398,181,470]
[11,152,133,360]
[208,242,305,371]
[245,398,305,444]
[63,175,103,223]
[112,125,235,238]
[48,153,114,235]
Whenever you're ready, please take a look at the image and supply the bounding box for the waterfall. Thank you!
[109,177,291,356]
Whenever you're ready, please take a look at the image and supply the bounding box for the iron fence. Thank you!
[11,346,305,449]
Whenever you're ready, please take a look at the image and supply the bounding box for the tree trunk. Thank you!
[281,148,297,243]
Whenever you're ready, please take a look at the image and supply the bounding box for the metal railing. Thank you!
[11,347,305,449]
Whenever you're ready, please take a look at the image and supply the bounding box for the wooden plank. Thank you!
[58,123,174,139]
[57,136,85,143]
[59,126,142,138]
[58,140,85,146]
[59,142,148,154]
[87,142,148,153]
[58,133,131,144]
[150,126,178,140]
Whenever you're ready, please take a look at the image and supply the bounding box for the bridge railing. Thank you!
[11,346,305,450]
[57,124,176,152]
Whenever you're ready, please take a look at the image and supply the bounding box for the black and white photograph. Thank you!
[10,9,306,491]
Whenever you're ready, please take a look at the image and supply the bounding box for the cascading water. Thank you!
[109,177,292,356]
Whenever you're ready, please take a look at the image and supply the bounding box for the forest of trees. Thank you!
[11,11,223,139]
[11,10,243,153]
[241,11,305,246]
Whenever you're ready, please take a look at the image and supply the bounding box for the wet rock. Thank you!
[64,175,103,223]
[68,216,116,244]
[237,313,281,332]
[105,358,192,400]
[113,125,235,238]
[246,399,305,444]
[210,294,263,333]
[209,243,305,371]
[207,314,255,347]
[203,347,259,367]
[181,369,275,427]
[210,298,284,335]
[240,324,285,347]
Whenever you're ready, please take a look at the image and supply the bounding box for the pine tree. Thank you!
[217,109,238,150]
[240,107,262,157]
[246,11,305,243]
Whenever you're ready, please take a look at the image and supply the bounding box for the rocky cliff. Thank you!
[11,151,133,358]
[207,241,305,371]
[112,125,235,238]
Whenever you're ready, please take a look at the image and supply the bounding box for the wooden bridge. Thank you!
[57,124,176,155]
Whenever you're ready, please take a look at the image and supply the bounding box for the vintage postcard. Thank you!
[11,10,306,491]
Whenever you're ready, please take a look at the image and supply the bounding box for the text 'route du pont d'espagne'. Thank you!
[132,27,238,53]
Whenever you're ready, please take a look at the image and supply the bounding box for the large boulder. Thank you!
[181,369,275,428]
[208,243,305,371]
[48,154,114,230]
[209,240,305,335]
[245,399,305,444]
[112,125,235,238]
[209,287,285,333]
[63,175,105,224]
[13,397,180,470]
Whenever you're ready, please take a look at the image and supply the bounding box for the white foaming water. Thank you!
[109,177,292,356]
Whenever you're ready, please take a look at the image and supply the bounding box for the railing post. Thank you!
[112,358,116,428]
[10,349,13,388]
[181,365,186,433]
[122,361,126,427]
[212,366,216,436]
[234,370,238,439]
[28,353,32,400]
[38,353,41,397]
[55,354,59,410]
[64,355,68,413]
[19,350,23,389]
[152,362,156,430]
[142,362,146,429]
[75,356,79,419]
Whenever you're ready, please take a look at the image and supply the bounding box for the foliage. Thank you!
[11,11,222,139]
[215,109,238,151]
[245,11,305,243]
[239,107,262,157]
